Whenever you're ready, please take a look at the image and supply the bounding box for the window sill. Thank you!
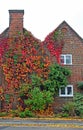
[59,95,73,97]
[61,63,72,65]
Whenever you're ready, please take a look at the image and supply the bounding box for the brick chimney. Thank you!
[9,10,24,37]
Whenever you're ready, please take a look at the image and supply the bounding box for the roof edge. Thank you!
[9,10,24,14]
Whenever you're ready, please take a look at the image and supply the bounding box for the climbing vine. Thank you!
[0,30,67,116]
[0,33,50,90]
[43,30,64,63]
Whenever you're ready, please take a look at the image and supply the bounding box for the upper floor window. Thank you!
[60,54,72,65]
[59,85,73,97]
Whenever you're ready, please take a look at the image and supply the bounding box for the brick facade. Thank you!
[59,22,83,89]
[53,22,83,109]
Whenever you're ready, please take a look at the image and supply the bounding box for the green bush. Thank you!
[61,113,69,117]
[19,112,26,118]
[62,102,75,116]
[62,93,83,117]
[24,109,34,117]
[0,112,8,117]
[77,81,83,89]
[74,93,83,116]
[18,109,34,118]
[79,110,83,118]
[24,88,53,111]
[55,112,69,118]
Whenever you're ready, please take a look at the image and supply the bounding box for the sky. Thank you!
[0,0,83,41]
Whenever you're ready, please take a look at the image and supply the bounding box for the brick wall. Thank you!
[61,23,83,88]
[9,10,24,37]
[54,22,83,108]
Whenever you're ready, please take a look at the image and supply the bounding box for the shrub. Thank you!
[19,112,26,118]
[18,109,34,118]
[61,113,69,117]
[62,102,75,116]
[79,110,83,118]
[24,88,53,111]
[24,109,34,117]
[62,93,83,117]
[77,82,83,89]
[0,112,8,117]
[74,93,83,116]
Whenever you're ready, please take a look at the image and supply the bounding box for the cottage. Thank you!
[0,10,83,111]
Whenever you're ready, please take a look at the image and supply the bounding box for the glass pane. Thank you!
[66,55,71,64]
[60,56,64,64]
[67,87,72,95]
[61,87,65,95]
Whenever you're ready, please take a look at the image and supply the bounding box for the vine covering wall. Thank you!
[0,29,64,112]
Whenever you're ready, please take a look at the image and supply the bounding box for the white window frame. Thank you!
[59,85,73,97]
[60,54,72,65]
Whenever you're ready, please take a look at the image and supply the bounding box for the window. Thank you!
[59,85,73,97]
[60,54,72,65]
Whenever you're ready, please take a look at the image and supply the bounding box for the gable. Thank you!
[55,21,83,42]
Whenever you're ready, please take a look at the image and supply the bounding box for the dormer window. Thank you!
[60,54,72,65]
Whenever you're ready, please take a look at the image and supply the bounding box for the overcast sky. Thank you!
[0,0,83,41]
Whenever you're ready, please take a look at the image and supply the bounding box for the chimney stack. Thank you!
[9,10,24,37]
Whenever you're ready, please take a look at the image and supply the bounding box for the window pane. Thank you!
[61,87,65,95]
[60,56,64,64]
[67,87,72,95]
[66,55,71,64]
